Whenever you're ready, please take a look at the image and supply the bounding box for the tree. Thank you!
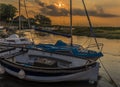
[0,4,17,22]
[34,14,51,26]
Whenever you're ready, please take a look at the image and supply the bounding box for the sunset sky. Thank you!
[0,0,120,27]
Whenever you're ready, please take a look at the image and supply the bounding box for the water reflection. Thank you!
[0,32,120,87]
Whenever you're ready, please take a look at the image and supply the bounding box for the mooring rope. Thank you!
[99,59,118,87]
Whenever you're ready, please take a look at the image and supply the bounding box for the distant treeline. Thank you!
[0,3,51,28]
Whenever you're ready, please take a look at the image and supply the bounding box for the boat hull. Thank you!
[0,59,99,82]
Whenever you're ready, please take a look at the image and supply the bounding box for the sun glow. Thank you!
[54,2,65,8]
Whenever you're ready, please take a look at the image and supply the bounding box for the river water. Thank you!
[0,32,120,87]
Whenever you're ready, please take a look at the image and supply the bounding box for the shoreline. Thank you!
[0,27,120,39]
[53,27,120,39]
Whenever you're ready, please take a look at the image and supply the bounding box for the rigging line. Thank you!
[81,0,100,50]
[81,37,91,47]
[23,0,34,43]
[23,0,31,29]
[99,59,118,87]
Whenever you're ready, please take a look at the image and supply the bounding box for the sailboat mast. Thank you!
[70,0,73,46]
[24,0,31,29]
[19,0,21,30]
[82,0,100,50]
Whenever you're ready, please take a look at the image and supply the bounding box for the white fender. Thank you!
[0,64,5,74]
[18,69,25,79]
[89,80,95,84]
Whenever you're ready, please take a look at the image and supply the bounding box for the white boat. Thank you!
[0,34,32,46]
[0,0,32,46]
[0,49,99,83]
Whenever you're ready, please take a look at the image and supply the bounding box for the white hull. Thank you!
[0,49,100,83]
[3,63,99,82]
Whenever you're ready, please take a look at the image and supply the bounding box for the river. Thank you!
[0,32,120,87]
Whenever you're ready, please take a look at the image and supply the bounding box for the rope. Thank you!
[99,59,118,87]
[81,38,90,46]
[82,0,100,50]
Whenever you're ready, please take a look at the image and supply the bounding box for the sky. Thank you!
[0,0,120,27]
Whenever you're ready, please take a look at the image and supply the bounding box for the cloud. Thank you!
[40,4,69,16]
[34,0,119,17]
[72,7,119,17]
[34,0,45,7]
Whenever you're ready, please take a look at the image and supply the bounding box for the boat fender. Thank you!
[88,80,95,84]
[0,64,5,74]
[18,69,25,79]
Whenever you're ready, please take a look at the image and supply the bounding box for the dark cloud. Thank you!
[72,8,84,15]
[40,4,69,16]
[88,10,119,17]
[34,0,45,7]
[89,6,119,17]
[72,7,119,17]
[34,0,119,17]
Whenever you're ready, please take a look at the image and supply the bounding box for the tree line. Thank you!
[0,3,51,28]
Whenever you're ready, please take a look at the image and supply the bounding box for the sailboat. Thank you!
[30,0,103,61]
[0,0,32,46]
[0,44,99,83]
[0,0,100,83]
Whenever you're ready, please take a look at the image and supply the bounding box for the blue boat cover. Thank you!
[55,40,67,46]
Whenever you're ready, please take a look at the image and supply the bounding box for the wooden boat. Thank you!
[0,49,99,83]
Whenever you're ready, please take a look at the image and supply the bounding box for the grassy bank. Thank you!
[54,27,120,39]
[0,27,120,39]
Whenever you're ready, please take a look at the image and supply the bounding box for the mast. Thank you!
[82,0,100,50]
[70,0,73,46]
[19,0,21,30]
[24,0,31,29]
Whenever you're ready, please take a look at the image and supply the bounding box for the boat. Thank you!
[0,0,100,83]
[0,34,32,46]
[31,0,103,61]
[0,48,99,83]
[30,40,103,61]
[0,0,32,46]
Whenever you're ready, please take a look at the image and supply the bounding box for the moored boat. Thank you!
[0,49,99,83]
[29,40,103,61]
[0,34,32,46]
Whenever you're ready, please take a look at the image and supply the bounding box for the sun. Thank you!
[58,3,62,7]
[54,2,65,8]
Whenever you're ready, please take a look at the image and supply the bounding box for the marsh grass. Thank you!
[54,27,120,39]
